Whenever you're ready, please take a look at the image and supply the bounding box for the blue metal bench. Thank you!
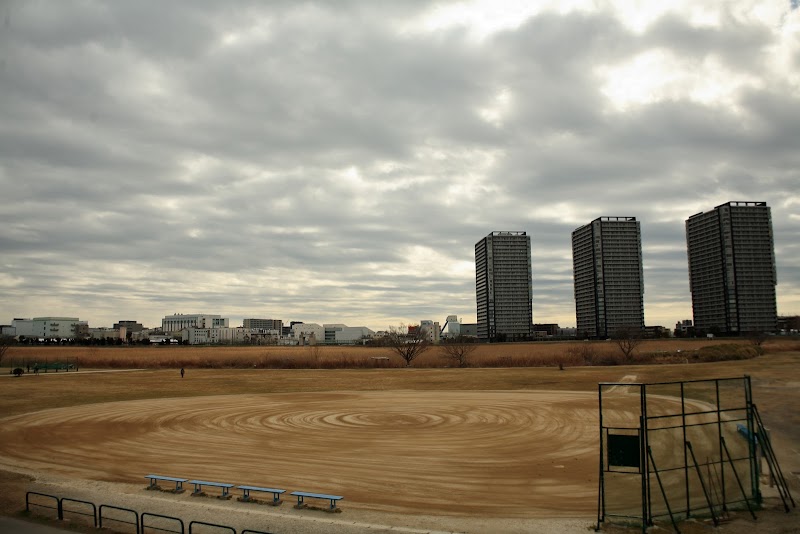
[237,485,286,504]
[290,491,343,510]
[144,475,187,493]
[188,480,235,499]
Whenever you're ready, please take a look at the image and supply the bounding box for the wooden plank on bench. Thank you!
[188,480,235,499]
[144,475,187,493]
[237,485,286,503]
[290,491,344,510]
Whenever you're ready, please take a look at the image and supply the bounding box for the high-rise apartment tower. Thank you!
[572,217,644,339]
[686,201,777,335]
[475,231,533,342]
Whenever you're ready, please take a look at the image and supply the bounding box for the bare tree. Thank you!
[613,326,644,361]
[308,343,322,368]
[440,335,478,368]
[383,324,431,367]
[747,331,768,354]
[0,335,14,368]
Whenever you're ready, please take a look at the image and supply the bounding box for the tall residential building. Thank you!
[572,217,644,339]
[686,201,777,335]
[475,231,533,342]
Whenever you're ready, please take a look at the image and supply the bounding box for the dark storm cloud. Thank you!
[1,1,798,329]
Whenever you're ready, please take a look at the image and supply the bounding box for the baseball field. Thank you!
[0,340,797,533]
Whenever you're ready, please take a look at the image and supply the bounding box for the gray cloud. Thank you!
[1,1,798,330]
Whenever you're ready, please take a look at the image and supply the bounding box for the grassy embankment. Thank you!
[3,337,798,371]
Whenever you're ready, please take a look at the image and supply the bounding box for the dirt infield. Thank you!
[0,353,798,533]
[0,390,605,516]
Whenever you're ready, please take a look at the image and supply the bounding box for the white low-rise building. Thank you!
[218,327,281,344]
[420,320,441,343]
[132,328,162,342]
[323,324,375,344]
[292,323,324,345]
[88,327,123,340]
[149,335,179,344]
[11,317,82,339]
[442,315,462,338]
[162,314,228,333]
[181,327,283,345]
[184,328,221,345]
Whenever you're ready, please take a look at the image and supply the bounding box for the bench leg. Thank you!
[273,493,280,504]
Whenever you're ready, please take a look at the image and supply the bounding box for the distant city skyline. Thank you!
[5,199,787,334]
[1,2,798,333]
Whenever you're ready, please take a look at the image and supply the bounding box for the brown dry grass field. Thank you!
[0,341,798,533]
[4,336,799,370]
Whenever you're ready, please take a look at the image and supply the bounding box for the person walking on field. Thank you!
[180,368,185,378]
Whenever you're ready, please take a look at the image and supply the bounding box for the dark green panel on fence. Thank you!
[608,433,640,469]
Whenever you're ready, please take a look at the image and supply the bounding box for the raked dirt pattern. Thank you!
[0,390,605,517]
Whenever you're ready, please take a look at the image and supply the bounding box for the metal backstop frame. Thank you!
[596,376,760,533]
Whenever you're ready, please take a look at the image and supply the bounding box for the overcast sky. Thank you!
[1,1,798,332]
